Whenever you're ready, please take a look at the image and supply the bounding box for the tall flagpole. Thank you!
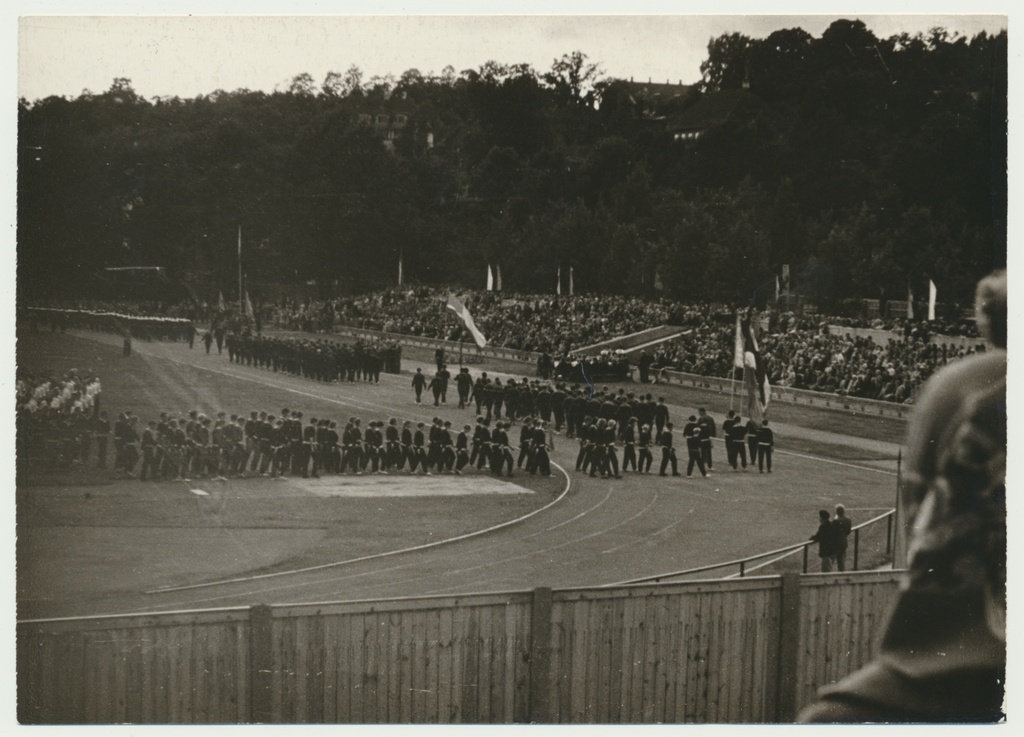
[237,225,243,312]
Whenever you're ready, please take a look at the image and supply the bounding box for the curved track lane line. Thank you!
[146,461,572,595]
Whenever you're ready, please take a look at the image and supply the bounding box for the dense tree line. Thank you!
[18,21,1006,312]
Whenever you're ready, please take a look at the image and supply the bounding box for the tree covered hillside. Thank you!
[18,20,1007,309]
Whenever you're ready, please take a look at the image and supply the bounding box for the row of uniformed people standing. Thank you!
[226,332,385,384]
[468,374,673,441]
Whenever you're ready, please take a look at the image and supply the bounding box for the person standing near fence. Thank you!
[833,504,853,571]
[799,269,1006,723]
[810,508,839,572]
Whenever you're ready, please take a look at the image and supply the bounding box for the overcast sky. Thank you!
[15,3,1010,103]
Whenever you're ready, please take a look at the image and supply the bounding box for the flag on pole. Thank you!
[557,266,562,295]
[398,249,403,286]
[741,314,770,420]
[928,279,937,321]
[907,283,915,319]
[496,264,502,292]
[218,291,226,312]
[774,275,780,302]
[486,265,494,291]
[781,264,790,296]
[447,293,487,348]
[733,313,745,370]
[569,266,575,296]
[244,291,255,320]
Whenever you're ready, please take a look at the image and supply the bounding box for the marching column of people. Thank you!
[102,401,565,481]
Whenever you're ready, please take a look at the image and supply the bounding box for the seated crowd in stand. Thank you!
[26,288,985,405]
[16,369,106,469]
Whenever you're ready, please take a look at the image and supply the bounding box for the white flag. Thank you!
[928,279,937,321]
[447,293,487,348]
[557,266,561,295]
[486,265,494,291]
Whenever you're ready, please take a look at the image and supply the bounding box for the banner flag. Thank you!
[569,266,575,296]
[928,279,937,321]
[218,291,226,312]
[775,275,780,302]
[496,264,502,292]
[907,283,915,319]
[447,293,487,348]
[244,291,255,320]
[781,264,790,296]
[486,265,494,291]
[557,266,561,295]
[741,314,770,420]
[733,314,745,369]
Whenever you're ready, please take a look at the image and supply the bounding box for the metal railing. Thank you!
[608,508,897,587]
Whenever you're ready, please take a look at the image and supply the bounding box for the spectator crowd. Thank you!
[16,369,106,469]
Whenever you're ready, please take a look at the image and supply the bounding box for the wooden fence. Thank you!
[17,571,903,725]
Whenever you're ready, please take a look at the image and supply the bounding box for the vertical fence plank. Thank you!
[776,572,802,722]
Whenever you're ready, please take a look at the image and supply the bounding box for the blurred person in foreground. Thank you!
[799,269,1006,723]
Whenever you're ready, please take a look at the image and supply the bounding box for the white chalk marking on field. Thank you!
[190,488,210,497]
[145,461,571,596]
[305,475,533,498]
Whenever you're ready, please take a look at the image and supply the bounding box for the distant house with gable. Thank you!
[667,86,764,141]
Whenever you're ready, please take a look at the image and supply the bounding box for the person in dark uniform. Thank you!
[454,424,472,474]
[409,422,428,475]
[428,371,443,407]
[637,423,654,473]
[517,417,535,470]
[654,397,670,437]
[411,368,427,404]
[575,416,593,473]
[385,418,401,472]
[757,420,774,473]
[398,420,413,473]
[602,420,621,479]
[123,331,133,358]
[455,367,473,409]
[203,330,214,354]
[302,417,318,478]
[722,410,737,470]
[621,417,638,473]
[728,414,748,470]
[437,365,451,404]
[589,419,608,478]
[434,347,445,372]
[684,416,707,478]
[745,416,760,468]
[490,422,515,478]
[697,408,716,472]
[638,350,654,384]
[527,420,553,476]
[658,421,680,477]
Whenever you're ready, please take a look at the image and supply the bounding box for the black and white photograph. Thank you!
[9,1,1012,727]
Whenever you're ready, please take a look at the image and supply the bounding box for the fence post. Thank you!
[527,587,554,724]
[776,572,802,722]
[249,604,275,724]
[853,529,861,571]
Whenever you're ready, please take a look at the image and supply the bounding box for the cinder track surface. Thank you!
[16,329,902,620]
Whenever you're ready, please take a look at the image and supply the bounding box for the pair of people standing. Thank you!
[810,504,854,572]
